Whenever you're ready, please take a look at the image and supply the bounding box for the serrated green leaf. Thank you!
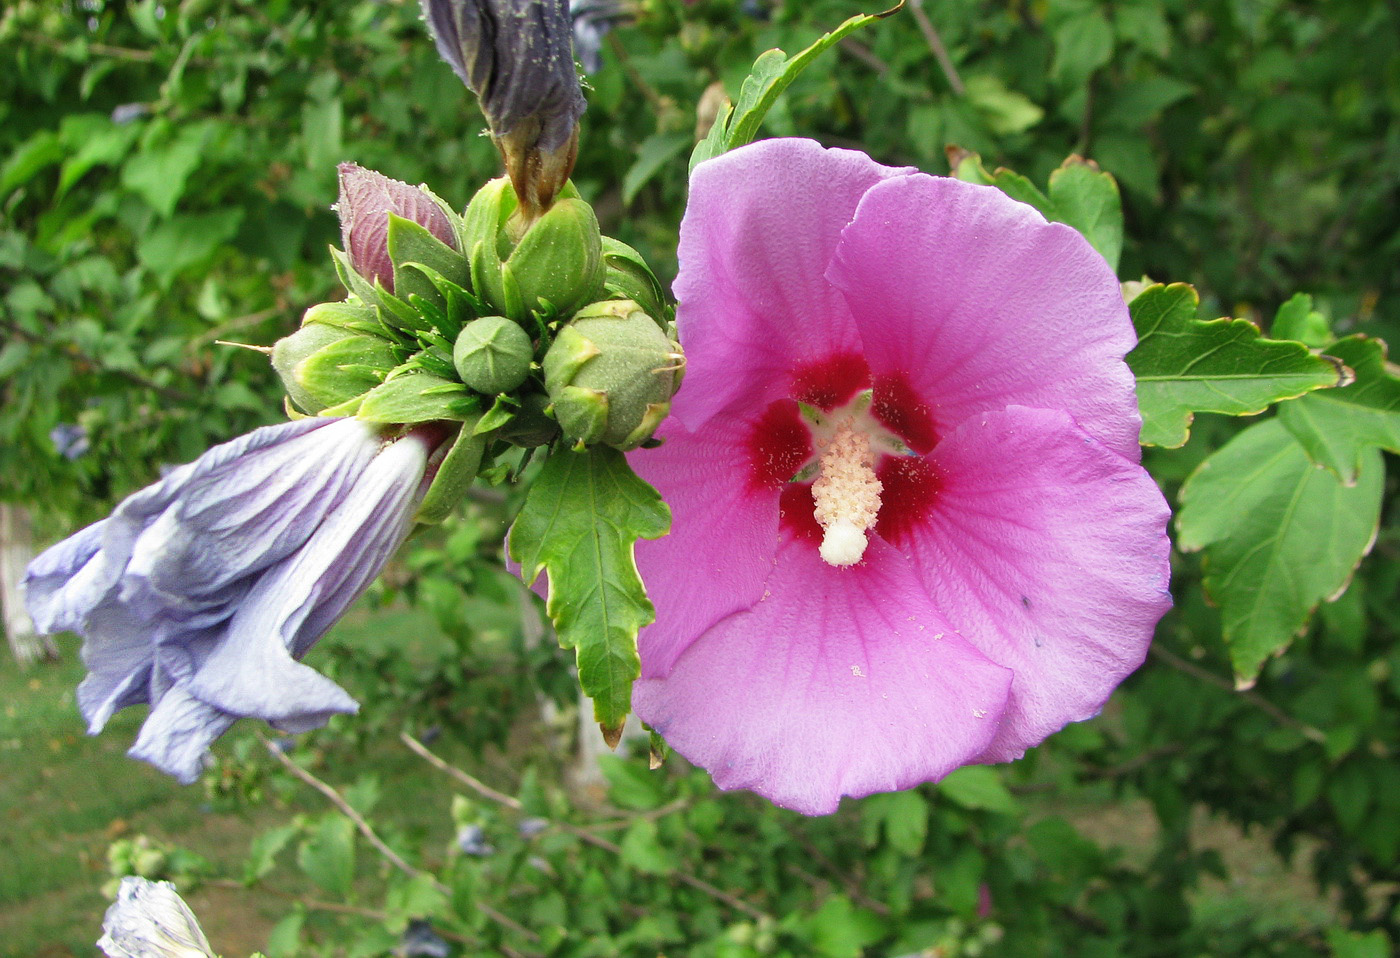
[689,5,897,173]
[508,448,670,734]
[1277,335,1400,483]
[1177,420,1383,682]
[355,371,481,423]
[1048,156,1123,271]
[1127,283,1347,447]
[297,815,356,898]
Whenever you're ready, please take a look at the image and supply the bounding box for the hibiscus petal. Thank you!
[673,139,913,430]
[830,174,1142,458]
[122,418,380,618]
[629,412,780,677]
[128,686,238,785]
[24,518,111,633]
[634,537,1013,816]
[184,433,430,727]
[890,406,1171,763]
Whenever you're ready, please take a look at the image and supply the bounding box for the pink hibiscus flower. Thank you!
[629,138,1171,815]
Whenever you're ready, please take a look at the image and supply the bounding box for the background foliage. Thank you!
[3,0,1399,955]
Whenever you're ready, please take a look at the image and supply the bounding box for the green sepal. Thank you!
[300,300,391,338]
[601,237,670,325]
[355,371,482,424]
[552,386,610,445]
[504,197,604,321]
[1126,283,1348,447]
[387,212,470,311]
[330,245,382,305]
[373,283,436,334]
[508,446,671,736]
[415,418,492,525]
[272,322,398,415]
[475,394,519,435]
[501,393,560,447]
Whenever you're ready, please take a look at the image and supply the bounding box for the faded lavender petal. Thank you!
[569,0,632,73]
[97,877,214,958]
[628,138,1172,814]
[26,418,434,783]
[337,162,457,291]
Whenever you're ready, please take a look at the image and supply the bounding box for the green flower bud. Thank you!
[601,237,669,325]
[543,299,682,450]
[453,315,534,394]
[272,304,399,414]
[465,177,604,323]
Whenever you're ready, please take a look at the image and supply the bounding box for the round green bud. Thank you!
[272,314,399,415]
[542,300,682,450]
[453,315,534,394]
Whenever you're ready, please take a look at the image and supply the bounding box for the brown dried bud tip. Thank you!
[421,0,586,221]
[337,163,457,292]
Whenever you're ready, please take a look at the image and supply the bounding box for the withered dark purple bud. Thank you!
[336,163,457,292]
[421,0,586,221]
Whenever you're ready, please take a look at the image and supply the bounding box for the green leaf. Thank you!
[619,819,677,875]
[1326,928,1394,958]
[387,213,470,309]
[355,372,481,423]
[1052,10,1114,88]
[137,209,243,286]
[1271,293,1332,348]
[864,790,928,855]
[622,130,691,206]
[1277,335,1400,483]
[121,122,210,218]
[0,132,64,195]
[1048,156,1123,271]
[937,766,1020,814]
[297,815,356,898]
[962,75,1044,136]
[244,825,297,885]
[689,4,898,173]
[508,447,671,736]
[1126,283,1347,447]
[383,872,448,933]
[1177,420,1383,683]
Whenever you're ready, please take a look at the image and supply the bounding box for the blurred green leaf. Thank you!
[297,815,356,899]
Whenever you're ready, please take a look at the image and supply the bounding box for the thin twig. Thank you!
[260,737,542,946]
[908,0,964,95]
[1148,646,1326,743]
[605,33,667,114]
[838,37,890,75]
[187,307,282,350]
[400,732,772,923]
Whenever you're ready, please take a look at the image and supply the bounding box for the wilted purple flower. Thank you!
[422,0,586,217]
[110,103,149,125]
[25,418,438,783]
[337,162,458,292]
[97,877,214,958]
[50,422,91,460]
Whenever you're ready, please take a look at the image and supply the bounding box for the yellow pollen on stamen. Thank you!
[811,422,882,567]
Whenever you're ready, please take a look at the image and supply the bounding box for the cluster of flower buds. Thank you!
[268,161,682,522]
